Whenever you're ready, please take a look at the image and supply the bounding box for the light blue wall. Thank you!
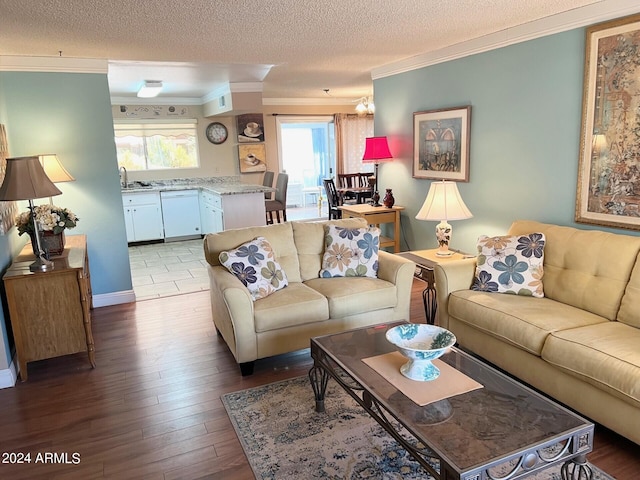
[0,71,132,368]
[374,28,640,254]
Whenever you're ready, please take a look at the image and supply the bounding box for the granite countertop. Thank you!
[121,176,273,195]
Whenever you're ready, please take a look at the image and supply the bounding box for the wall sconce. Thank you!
[355,96,375,115]
[415,180,473,256]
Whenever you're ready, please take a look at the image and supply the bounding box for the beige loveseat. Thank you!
[434,220,640,445]
[204,218,415,375]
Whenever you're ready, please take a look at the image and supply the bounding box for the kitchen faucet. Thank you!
[119,166,128,188]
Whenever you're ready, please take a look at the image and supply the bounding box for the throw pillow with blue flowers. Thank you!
[319,225,380,278]
[219,236,288,300]
[471,233,545,297]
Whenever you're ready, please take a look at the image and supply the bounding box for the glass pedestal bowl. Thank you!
[385,324,456,381]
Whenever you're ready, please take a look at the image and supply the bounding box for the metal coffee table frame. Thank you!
[309,322,594,480]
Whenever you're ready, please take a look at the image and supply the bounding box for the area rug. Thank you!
[222,376,615,480]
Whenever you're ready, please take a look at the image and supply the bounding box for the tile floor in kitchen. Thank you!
[128,204,327,301]
[128,239,210,301]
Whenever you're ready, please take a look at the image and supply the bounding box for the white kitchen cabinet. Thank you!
[122,192,164,242]
[199,190,265,233]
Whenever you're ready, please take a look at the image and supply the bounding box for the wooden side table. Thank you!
[396,249,470,324]
[3,234,95,381]
[338,204,405,252]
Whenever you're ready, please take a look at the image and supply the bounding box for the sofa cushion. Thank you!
[449,290,608,355]
[219,237,288,300]
[319,225,380,278]
[618,255,640,328]
[254,283,329,332]
[507,220,640,320]
[292,218,369,282]
[472,233,545,297]
[304,277,397,318]
[204,222,302,283]
[542,322,640,407]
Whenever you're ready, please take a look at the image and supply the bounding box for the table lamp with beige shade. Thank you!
[38,154,75,204]
[0,156,62,272]
[415,180,473,257]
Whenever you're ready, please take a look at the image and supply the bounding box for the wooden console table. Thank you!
[3,234,95,381]
[396,249,469,324]
[339,204,404,252]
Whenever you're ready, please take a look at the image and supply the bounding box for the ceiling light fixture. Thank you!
[355,96,375,115]
[137,80,163,98]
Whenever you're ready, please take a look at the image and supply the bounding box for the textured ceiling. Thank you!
[0,0,601,102]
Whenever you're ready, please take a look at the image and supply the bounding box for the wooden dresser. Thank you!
[3,234,95,381]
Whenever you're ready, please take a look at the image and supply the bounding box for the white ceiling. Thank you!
[0,0,628,104]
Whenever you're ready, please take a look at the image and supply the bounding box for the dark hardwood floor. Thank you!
[0,280,637,479]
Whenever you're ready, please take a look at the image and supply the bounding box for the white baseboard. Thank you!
[92,290,136,308]
[0,359,18,389]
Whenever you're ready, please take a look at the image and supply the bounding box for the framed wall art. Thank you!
[413,106,471,181]
[238,143,267,173]
[576,13,640,231]
[237,113,265,143]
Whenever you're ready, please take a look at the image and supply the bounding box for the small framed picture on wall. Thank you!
[237,113,265,143]
[238,143,267,173]
[413,106,471,182]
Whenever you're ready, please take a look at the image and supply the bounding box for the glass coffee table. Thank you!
[309,322,594,480]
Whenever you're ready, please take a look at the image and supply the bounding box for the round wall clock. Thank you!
[205,122,228,145]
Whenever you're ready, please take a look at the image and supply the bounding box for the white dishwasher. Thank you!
[160,190,202,240]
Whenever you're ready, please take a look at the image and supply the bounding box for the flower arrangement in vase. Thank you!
[15,204,79,256]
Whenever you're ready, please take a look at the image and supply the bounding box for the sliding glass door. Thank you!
[276,116,335,209]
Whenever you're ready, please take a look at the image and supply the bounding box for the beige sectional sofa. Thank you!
[434,220,640,445]
[204,217,415,375]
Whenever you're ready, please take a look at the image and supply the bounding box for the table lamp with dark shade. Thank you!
[362,136,393,207]
[0,156,62,272]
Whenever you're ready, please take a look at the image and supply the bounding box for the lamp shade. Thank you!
[362,136,392,163]
[415,180,472,221]
[0,156,62,201]
[39,154,75,183]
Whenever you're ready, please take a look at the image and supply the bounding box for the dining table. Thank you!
[336,186,373,204]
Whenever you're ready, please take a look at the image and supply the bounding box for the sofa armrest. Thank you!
[208,265,258,363]
[377,251,415,321]
[434,258,477,329]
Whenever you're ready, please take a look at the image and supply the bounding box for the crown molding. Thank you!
[110,96,203,106]
[262,97,354,106]
[371,0,640,80]
[0,55,108,74]
[230,82,263,93]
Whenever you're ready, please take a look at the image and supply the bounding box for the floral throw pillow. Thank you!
[471,233,545,297]
[319,225,380,278]
[219,237,288,300]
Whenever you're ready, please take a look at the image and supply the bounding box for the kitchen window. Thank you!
[114,121,200,171]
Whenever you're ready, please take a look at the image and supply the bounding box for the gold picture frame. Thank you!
[413,106,471,182]
[576,13,640,230]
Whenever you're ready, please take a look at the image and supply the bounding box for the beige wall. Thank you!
[111,102,357,185]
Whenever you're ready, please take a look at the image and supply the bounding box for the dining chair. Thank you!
[262,171,274,200]
[265,173,288,224]
[323,178,342,220]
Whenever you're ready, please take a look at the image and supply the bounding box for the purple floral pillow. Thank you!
[219,237,288,300]
[471,233,545,297]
